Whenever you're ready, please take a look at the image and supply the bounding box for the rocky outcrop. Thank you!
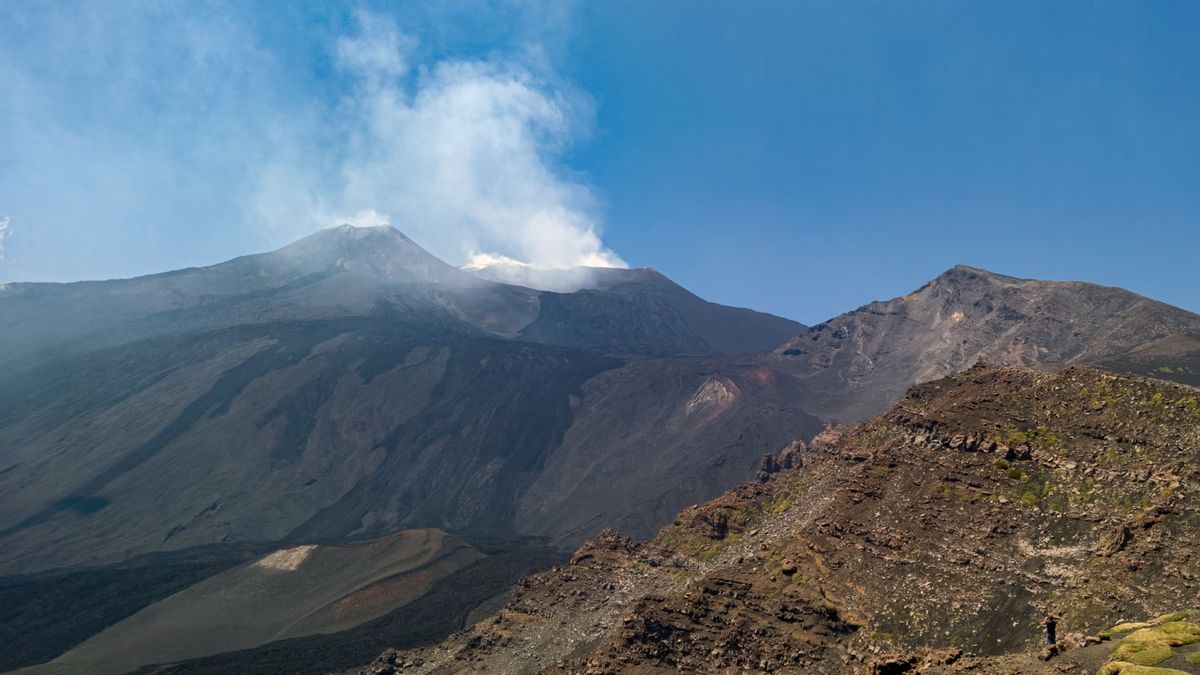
[756,439,805,482]
[358,365,1200,673]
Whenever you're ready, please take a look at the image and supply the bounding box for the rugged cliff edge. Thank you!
[358,364,1200,673]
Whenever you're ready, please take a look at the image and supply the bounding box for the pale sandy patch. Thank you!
[255,544,318,571]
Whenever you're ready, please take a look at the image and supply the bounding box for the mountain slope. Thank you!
[0,319,617,573]
[19,530,481,675]
[0,225,542,373]
[1096,332,1200,388]
[517,268,806,356]
[364,364,1200,673]
[512,357,823,543]
[0,225,805,375]
[774,265,1200,423]
[0,226,814,574]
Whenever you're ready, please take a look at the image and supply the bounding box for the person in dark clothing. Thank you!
[1042,615,1057,645]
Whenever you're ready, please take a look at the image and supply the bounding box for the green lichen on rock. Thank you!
[1185,651,1200,664]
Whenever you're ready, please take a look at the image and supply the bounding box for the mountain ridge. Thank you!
[773,261,1200,422]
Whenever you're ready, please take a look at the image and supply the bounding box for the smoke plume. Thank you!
[253,10,626,280]
[0,217,11,261]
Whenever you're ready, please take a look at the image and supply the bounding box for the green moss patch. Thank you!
[1097,663,1191,675]
[1124,621,1200,647]
[1186,651,1200,665]
[766,495,792,515]
[1155,610,1200,624]
[1100,619,1200,673]
[1101,622,1155,638]
[1110,640,1173,666]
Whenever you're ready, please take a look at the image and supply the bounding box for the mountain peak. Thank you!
[328,222,407,238]
[934,264,1017,284]
[948,263,991,274]
[269,225,469,286]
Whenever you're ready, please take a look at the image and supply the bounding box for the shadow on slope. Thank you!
[0,545,264,672]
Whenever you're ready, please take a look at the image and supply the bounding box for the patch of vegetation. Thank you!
[1043,491,1069,512]
[1110,641,1173,666]
[1100,622,1155,638]
[1099,616,1200,675]
[700,533,742,560]
[1178,395,1200,413]
[1006,468,1026,480]
[665,566,698,582]
[1029,424,1067,454]
[1097,662,1191,675]
[1155,611,1198,624]
[999,423,1028,446]
[1020,490,1040,508]
[993,459,1009,470]
[1128,621,1200,646]
[766,495,792,515]
[936,484,984,504]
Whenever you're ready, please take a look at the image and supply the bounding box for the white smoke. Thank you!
[0,217,10,261]
[253,10,625,277]
[461,251,608,292]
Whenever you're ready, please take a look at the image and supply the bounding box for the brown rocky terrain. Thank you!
[359,364,1200,673]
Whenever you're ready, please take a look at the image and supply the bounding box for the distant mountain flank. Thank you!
[772,264,1200,422]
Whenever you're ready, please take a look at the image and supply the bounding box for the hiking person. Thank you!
[1041,614,1057,645]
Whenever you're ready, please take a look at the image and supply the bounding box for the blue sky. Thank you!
[1,1,1197,323]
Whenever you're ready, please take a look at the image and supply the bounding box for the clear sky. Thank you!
[1,1,1197,324]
